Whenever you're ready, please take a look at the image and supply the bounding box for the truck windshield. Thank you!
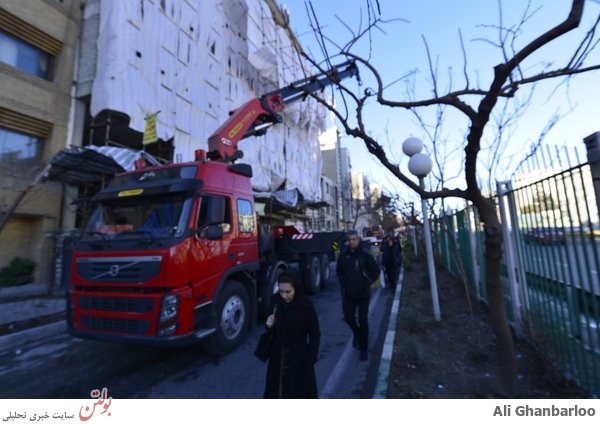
[83,194,192,241]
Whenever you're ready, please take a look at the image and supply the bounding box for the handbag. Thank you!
[254,331,273,362]
[254,304,277,362]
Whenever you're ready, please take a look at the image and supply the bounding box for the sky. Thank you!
[281,0,600,208]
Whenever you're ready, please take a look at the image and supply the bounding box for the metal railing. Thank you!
[433,144,600,397]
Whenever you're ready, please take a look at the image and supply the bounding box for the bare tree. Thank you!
[371,191,400,233]
[281,0,600,395]
[350,198,368,229]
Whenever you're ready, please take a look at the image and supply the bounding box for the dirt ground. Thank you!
[386,261,587,399]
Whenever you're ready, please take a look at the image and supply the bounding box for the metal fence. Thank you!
[434,144,600,397]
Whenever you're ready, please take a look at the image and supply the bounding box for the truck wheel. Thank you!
[303,256,321,295]
[320,253,331,283]
[203,281,249,356]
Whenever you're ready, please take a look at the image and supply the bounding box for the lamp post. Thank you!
[402,137,441,321]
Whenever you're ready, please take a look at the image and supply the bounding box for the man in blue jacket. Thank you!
[336,229,380,361]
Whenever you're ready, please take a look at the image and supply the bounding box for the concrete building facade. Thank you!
[0,0,82,290]
[306,174,338,232]
[322,147,353,229]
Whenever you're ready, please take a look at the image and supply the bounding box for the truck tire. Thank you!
[320,253,331,283]
[202,280,249,357]
[303,255,321,295]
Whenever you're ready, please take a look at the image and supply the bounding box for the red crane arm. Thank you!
[207,61,359,162]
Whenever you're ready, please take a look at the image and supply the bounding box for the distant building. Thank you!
[306,174,338,232]
[322,146,353,229]
[351,171,375,234]
[370,182,383,219]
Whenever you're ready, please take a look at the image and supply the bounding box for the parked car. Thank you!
[524,227,566,245]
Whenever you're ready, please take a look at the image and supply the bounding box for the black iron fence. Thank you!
[434,141,600,397]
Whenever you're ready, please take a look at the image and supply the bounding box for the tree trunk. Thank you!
[478,198,516,396]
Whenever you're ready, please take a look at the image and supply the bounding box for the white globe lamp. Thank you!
[402,137,424,157]
[408,153,433,177]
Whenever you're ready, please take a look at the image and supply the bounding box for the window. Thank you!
[197,195,231,236]
[0,31,52,79]
[237,199,254,233]
[84,194,191,241]
[0,127,41,166]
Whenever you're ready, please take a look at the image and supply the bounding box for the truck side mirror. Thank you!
[206,224,224,240]
[206,197,226,225]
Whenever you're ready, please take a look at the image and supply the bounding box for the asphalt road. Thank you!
[0,275,393,399]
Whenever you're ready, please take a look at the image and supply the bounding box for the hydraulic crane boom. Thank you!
[207,61,359,162]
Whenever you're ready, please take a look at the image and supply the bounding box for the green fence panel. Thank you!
[432,147,600,396]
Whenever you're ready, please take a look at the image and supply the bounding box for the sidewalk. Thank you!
[0,283,66,352]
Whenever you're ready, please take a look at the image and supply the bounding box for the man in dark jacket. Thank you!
[336,229,380,361]
[381,235,402,292]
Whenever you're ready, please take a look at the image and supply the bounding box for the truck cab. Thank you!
[68,160,259,354]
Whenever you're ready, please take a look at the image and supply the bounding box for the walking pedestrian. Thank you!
[381,235,402,292]
[336,229,380,361]
[263,272,321,398]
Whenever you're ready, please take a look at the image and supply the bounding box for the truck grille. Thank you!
[78,296,155,313]
[81,316,151,334]
[76,256,162,283]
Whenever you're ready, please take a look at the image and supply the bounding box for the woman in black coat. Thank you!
[263,272,321,398]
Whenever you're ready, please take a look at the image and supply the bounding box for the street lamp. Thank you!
[402,137,441,321]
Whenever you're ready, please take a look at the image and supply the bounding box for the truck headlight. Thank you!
[160,294,178,323]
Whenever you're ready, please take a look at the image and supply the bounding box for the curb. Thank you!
[372,267,404,398]
[1,320,66,353]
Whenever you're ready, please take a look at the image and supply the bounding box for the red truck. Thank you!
[67,61,359,355]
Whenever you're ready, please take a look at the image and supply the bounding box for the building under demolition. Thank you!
[0,0,375,292]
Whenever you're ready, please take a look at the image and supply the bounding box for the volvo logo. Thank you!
[85,257,159,281]
[109,264,120,277]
